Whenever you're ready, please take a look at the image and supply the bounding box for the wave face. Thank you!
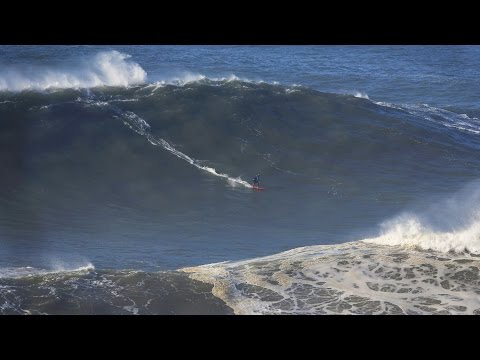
[2,76,480,270]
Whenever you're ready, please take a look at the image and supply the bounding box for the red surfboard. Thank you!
[252,186,265,191]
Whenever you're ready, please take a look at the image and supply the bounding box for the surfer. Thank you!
[252,174,260,188]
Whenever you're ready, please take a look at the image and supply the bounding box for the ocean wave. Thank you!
[4,78,479,192]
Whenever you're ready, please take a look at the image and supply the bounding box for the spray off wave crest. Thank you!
[363,181,480,254]
[363,215,480,254]
[353,91,370,99]
[0,51,147,92]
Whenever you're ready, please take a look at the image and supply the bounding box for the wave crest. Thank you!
[0,51,147,91]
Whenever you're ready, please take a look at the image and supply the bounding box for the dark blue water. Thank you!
[1,45,480,274]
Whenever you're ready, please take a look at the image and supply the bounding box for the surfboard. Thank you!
[252,186,265,190]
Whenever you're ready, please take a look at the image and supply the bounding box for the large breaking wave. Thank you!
[3,51,480,314]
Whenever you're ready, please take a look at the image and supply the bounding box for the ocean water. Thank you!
[1,45,480,314]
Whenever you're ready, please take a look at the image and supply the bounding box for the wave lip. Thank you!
[0,51,147,92]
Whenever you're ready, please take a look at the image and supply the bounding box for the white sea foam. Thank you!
[0,51,147,92]
[0,263,95,279]
[182,240,480,314]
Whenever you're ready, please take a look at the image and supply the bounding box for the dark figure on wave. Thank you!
[252,174,260,188]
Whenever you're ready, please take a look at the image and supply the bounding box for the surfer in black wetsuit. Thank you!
[252,174,260,188]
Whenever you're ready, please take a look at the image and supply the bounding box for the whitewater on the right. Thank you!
[183,181,480,314]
